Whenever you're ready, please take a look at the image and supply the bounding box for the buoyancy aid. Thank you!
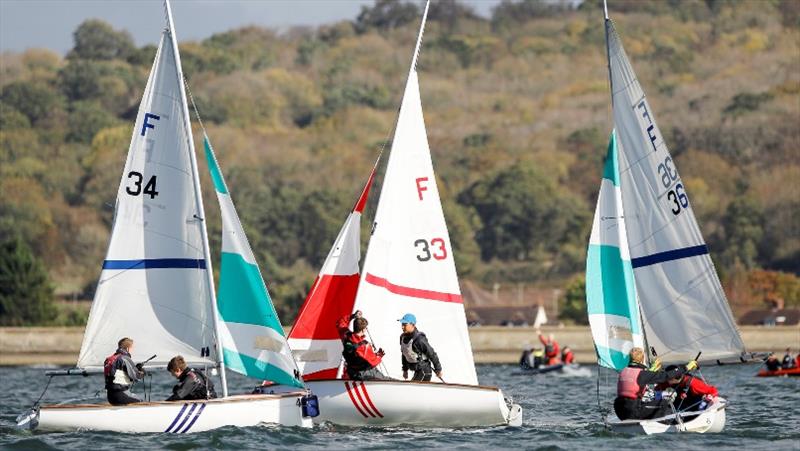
[342,332,371,372]
[104,351,132,390]
[544,343,554,356]
[400,332,429,365]
[617,367,645,399]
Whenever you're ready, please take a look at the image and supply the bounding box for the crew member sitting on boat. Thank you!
[536,329,560,365]
[337,310,389,381]
[782,348,797,369]
[561,346,575,365]
[656,365,718,411]
[165,355,217,401]
[398,313,443,382]
[765,353,782,371]
[104,337,145,405]
[614,347,698,421]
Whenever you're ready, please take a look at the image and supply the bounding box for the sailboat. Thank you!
[279,0,522,427]
[17,1,312,433]
[585,1,748,435]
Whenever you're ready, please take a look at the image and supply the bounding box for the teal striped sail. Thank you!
[204,134,304,388]
[586,130,645,370]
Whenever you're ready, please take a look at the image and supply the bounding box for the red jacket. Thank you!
[562,350,575,364]
[337,315,382,369]
[657,375,718,398]
[538,334,560,364]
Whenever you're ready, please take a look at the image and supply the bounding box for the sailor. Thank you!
[765,353,782,371]
[561,346,575,365]
[103,337,144,405]
[536,329,560,365]
[781,348,796,369]
[656,365,718,411]
[165,355,217,401]
[336,310,389,381]
[398,313,443,382]
[613,347,698,421]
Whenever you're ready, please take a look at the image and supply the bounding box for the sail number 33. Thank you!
[415,238,447,261]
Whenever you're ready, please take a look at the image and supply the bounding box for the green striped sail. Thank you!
[586,130,644,370]
[204,134,304,388]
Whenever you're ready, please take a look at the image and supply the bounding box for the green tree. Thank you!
[1,81,64,125]
[0,236,55,326]
[717,197,764,269]
[355,0,420,33]
[69,19,135,60]
[559,276,587,325]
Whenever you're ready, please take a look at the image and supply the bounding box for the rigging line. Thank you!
[184,75,208,137]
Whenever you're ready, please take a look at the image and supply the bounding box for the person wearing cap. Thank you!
[398,313,442,382]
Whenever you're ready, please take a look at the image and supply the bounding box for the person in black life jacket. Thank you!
[781,348,796,369]
[614,347,698,421]
[336,310,389,381]
[398,313,442,382]
[103,337,145,405]
[165,355,217,401]
[765,353,782,371]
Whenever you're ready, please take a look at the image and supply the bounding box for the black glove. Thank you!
[135,363,145,375]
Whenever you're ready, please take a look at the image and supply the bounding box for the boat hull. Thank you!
[608,398,727,435]
[756,367,800,377]
[28,392,312,433]
[269,379,522,427]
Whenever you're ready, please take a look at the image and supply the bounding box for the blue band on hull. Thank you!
[631,244,709,269]
[102,259,207,270]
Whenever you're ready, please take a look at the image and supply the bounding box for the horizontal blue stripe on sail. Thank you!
[102,259,207,270]
[631,244,709,269]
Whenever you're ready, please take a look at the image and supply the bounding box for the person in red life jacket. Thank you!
[536,329,560,365]
[165,355,217,401]
[103,337,145,405]
[337,310,389,381]
[613,347,698,421]
[656,365,718,411]
[561,346,575,365]
[398,313,443,382]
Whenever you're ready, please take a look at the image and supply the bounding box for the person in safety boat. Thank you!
[536,329,560,365]
[165,355,217,401]
[104,337,145,405]
[336,310,389,380]
[398,313,443,382]
[561,346,575,365]
[613,347,698,421]
[656,365,718,412]
[764,353,782,371]
[781,348,796,369]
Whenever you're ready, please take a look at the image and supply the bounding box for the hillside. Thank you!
[1,0,798,325]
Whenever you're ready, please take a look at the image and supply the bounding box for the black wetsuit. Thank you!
[614,363,688,421]
[166,368,217,401]
[766,358,782,371]
[400,329,442,382]
[104,349,143,405]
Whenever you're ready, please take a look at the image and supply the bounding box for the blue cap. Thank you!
[398,313,416,325]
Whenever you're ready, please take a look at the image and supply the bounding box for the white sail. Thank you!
[77,30,216,370]
[606,19,745,364]
[352,34,477,383]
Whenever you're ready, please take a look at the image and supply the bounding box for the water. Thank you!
[1,364,798,450]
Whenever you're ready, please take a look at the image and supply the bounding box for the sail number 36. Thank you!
[415,238,447,261]
[125,171,159,199]
[656,157,688,215]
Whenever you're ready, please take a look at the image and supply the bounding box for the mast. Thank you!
[408,0,430,81]
[164,0,228,397]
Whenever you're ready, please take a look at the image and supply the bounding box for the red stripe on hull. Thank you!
[364,273,463,303]
[351,381,377,417]
[344,381,370,418]
[289,274,360,340]
[357,382,384,418]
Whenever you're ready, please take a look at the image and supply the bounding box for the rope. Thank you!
[32,375,54,408]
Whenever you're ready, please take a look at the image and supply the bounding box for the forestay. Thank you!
[352,46,478,383]
[586,131,645,370]
[606,19,745,364]
[204,135,304,388]
[288,165,377,380]
[78,31,216,370]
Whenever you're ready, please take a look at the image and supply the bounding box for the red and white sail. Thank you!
[287,167,377,380]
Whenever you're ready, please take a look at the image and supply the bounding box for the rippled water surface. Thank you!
[1,363,798,450]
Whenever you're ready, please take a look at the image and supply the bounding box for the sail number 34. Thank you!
[125,171,159,199]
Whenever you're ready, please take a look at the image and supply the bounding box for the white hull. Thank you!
[608,398,727,434]
[29,392,312,433]
[270,379,521,427]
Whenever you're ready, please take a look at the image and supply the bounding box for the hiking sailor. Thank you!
[336,310,389,380]
[104,337,145,405]
[614,347,698,420]
[165,355,217,401]
[398,313,443,382]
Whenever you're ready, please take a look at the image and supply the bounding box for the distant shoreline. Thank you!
[2,326,797,366]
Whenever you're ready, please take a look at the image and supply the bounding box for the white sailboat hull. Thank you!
[608,398,726,435]
[31,393,312,433]
[271,380,522,427]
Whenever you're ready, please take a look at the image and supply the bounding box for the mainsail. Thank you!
[605,17,745,364]
[203,135,304,388]
[287,164,377,380]
[586,131,645,370]
[77,29,217,370]
[351,2,478,385]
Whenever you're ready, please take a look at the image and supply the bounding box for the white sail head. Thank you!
[352,69,478,385]
[77,30,217,370]
[606,19,745,364]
